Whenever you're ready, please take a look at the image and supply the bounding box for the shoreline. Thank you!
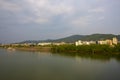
[1,46,52,52]
[15,47,51,52]
[1,44,120,55]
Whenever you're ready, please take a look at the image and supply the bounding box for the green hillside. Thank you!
[53,35,84,43]
[19,34,120,43]
[81,34,117,41]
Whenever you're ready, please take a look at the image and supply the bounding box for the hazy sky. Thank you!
[0,0,120,43]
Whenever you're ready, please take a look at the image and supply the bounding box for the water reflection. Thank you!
[52,52,120,62]
[0,49,120,80]
[2,48,120,62]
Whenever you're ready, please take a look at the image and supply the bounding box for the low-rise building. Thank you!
[38,42,52,46]
[52,42,66,46]
[98,37,118,45]
[75,40,96,46]
[98,40,112,45]
[38,42,66,46]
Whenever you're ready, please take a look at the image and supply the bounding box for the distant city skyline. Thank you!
[0,0,120,43]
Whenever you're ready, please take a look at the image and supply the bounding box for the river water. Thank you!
[0,49,120,80]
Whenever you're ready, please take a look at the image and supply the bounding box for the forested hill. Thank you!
[19,34,120,43]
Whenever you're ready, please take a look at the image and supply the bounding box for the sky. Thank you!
[0,0,120,43]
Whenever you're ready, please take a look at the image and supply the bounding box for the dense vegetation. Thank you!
[51,44,120,55]
[1,43,120,56]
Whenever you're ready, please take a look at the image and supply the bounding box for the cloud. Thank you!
[0,0,106,25]
[0,0,21,12]
[88,7,105,13]
[19,0,75,24]
[71,16,92,27]
[98,16,105,20]
[34,18,49,24]
[0,0,105,24]
[0,0,120,43]
[19,16,49,24]
[26,0,74,17]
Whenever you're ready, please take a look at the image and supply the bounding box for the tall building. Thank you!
[112,37,118,45]
[75,40,82,46]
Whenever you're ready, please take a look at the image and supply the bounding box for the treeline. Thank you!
[51,44,120,55]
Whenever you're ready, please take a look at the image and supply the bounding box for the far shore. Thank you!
[1,46,52,52]
[0,44,120,56]
[15,47,51,52]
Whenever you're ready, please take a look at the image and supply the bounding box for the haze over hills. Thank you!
[19,34,120,44]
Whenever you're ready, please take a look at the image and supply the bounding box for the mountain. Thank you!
[81,34,117,41]
[18,34,120,44]
[19,35,83,44]
[52,35,84,43]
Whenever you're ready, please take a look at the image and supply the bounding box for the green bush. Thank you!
[51,44,120,55]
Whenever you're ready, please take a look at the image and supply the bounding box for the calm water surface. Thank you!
[0,49,120,80]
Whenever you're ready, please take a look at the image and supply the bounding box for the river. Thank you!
[0,49,120,80]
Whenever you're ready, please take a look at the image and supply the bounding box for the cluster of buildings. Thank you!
[75,37,118,46]
[37,37,118,46]
[0,42,67,47]
[1,37,118,47]
[9,42,67,47]
[38,42,66,46]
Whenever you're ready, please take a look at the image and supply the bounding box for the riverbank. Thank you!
[0,46,51,52]
[15,47,51,52]
[1,44,120,55]
[51,44,120,55]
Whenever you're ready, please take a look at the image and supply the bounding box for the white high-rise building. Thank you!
[75,40,82,46]
[112,37,118,45]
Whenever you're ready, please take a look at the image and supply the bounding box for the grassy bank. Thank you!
[15,47,51,52]
[0,45,51,52]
